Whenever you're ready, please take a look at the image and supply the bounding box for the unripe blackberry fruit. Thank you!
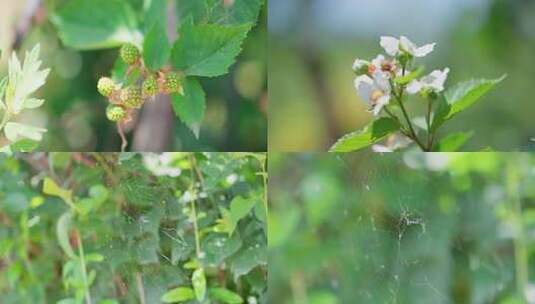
[120,43,140,65]
[97,77,116,97]
[142,75,158,97]
[121,87,143,109]
[164,72,181,93]
[106,105,126,122]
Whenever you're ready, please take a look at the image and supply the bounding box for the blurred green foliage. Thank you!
[0,152,267,303]
[269,152,535,303]
[269,0,535,151]
[0,0,266,151]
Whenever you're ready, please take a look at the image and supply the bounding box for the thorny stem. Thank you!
[507,160,529,299]
[117,122,128,152]
[77,230,93,304]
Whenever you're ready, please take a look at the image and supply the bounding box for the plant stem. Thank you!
[394,96,427,151]
[393,63,428,151]
[136,272,146,304]
[77,230,93,304]
[426,99,433,150]
[188,154,201,258]
[383,107,410,136]
[507,160,528,299]
[260,157,268,218]
[290,272,308,304]
[117,122,128,152]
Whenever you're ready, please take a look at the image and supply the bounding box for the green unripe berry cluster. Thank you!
[142,76,158,97]
[120,43,140,65]
[97,77,116,97]
[164,72,181,93]
[106,105,126,122]
[121,87,143,109]
[98,44,187,125]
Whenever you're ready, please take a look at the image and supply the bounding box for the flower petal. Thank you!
[380,36,399,56]
[354,75,374,106]
[372,95,390,116]
[372,71,391,93]
[422,68,449,92]
[399,36,417,54]
[371,55,385,68]
[406,80,423,94]
[413,43,436,57]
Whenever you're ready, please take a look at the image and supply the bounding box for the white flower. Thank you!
[353,55,397,76]
[380,36,435,58]
[407,68,450,94]
[354,71,391,116]
[352,59,369,72]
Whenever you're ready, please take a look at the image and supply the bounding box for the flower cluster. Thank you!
[353,36,449,116]
[97,43,184,123]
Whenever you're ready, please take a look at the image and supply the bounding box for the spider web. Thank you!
[280,153,515,304]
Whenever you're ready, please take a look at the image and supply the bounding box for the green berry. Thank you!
[106,105,126,122]
[142,75,158,97]
[120,43,140,65]
[121,87,143,109]
[164,72,181,93]
[97,77,116,97]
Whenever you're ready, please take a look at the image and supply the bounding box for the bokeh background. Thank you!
[269,152,535,303]
[269,0,535,151]
[0,0,267,151]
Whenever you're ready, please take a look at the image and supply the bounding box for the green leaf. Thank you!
[6,139,39,152]
[143,22,171,71]
[85,253,104,262]
[209,288,244,304]
[329,117,400,152]
[230,196,257,225]
[43,177,73,204]
[143,0,167,30]
[192,268,207,301]
[120,176,164,206]
[171,24,251,77]
[201,233,242,266]
[433,131,474,152]
[99,300,119,304]
[0,76,8,100]
[230,244,266,280]
[171,78,206,138]
[176,0,264,26]
[161,287,195,303]
[431,75,506,131]
[394,66,424,85]
[4,122,47,142]
[57,211,76,258]
[52,0,140,50]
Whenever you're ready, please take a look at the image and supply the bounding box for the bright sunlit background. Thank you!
[269,0,535,151]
